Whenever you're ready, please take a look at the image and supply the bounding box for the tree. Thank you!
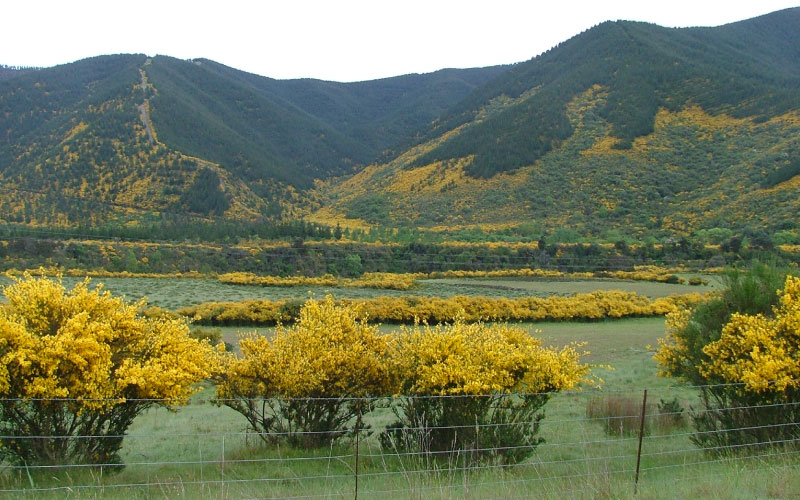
[342,253,363,277]
[701,275,800,392]
[0,274,219,466]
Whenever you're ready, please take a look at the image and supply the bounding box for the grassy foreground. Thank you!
[1,317,798,499]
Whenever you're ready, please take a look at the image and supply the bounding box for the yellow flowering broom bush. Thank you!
[654,264,798,452]
[691,275,800,450]
[181,291,707,326]
[215,296,391,448]
[381,318,590,463]
[215,266,688,292]
[218,271,421,290]
[0,274,219,466]
[701,276,800,392]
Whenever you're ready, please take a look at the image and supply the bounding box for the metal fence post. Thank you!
[634,389,648,495]
[354,405,362,500]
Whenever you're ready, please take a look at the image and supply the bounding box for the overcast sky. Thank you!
[3,1,798,82]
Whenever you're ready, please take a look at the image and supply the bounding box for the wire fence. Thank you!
[1,385,798,499]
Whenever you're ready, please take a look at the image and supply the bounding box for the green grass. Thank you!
[420,276,719,299]
[2,287,797,499]
[4,377,796,499]
[0,275,718,310]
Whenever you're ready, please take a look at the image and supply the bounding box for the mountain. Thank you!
[146,57,504,189]
[2,8,799,240]
[411,8,800,177]
[0,65,39,81]
[0,55,503,225]
[312,8,800,238]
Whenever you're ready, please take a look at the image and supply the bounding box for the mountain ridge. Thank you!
[408,8,800,178]
[0,54,504,223]
[311,8,800,237]
[1,7,799,241]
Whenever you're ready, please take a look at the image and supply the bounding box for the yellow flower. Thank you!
[698,276,800,393]
[387,316,590,396]
[216,295,390,400]
[0,273,218,409]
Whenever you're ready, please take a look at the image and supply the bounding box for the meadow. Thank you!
[1,273,797,499]
[2,316,797,499]
[0,274,718,310]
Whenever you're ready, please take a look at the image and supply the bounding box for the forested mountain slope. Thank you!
[1,8,799,239]
[0,55,502,225]
[146,57,503,189]
[312,8,800,238]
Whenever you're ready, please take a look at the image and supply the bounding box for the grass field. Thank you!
[0,275,718,310]
[3,316,797,499]
[2,275,796,499]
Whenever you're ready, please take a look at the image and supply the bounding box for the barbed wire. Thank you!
[643,420,800,442]
[641,438,800,459]
[636,461,800,490]
[2,378,798,404]
[2,452,356,472]
[1,384,798,498]
[638,448,800,475]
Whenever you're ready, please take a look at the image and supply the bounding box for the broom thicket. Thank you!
[218,271,421,290]
[0,274,219,466]
[215,298,592,463]
[180,291,708,326]
[215,296,391,447]
[381,318,591,463]
[655,264,799,452]
[215,266,691,291]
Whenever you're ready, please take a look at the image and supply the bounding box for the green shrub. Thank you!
[655,262,798,453]
[381,394,547,465]
[654,397,686,433]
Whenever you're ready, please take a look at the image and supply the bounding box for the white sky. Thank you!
[3,1,798,82]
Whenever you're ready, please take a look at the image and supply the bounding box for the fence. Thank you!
[1,384,798,499]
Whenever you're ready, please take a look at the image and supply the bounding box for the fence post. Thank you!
[354,404,362,500]
[634,389,648,495]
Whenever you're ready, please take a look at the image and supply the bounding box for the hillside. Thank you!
[0,65,39,81]
[1,8,799,241]
[146,57,503,190]
[412,8,800,177]
[0,55,274,225]
[311,8,800,238]
[0,55,502,225]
